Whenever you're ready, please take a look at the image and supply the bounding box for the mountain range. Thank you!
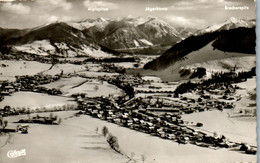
[143,17,256,81]
[0,17,194,57]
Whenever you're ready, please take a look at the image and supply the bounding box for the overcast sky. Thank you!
[0,0,256,29]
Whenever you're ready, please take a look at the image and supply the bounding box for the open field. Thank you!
[0,111,127,163]
[42,77,123,97]
[0,60,51,81]
[0,92,76,110]
[0,111,256,163]
[0,60,90,81]
[182,110,256,146]
[42,64,87,76]
[233,77,256,112]
[0,52,257,163]
[183,56,256,74]
[113,62,136,69]
[181,77,257,146]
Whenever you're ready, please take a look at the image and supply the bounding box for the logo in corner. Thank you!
[7,149,26,158]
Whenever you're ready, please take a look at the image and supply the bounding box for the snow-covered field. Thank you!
[42,64,87,76]
[13,40,114,58]
[182,56,256,79]
[182,110,256,146]
[0,112,256,163]
[113,62,136,69]
[234,77,256,107]
[0,60,51,81]
[135,76,177,92]
[0,92,76,110]
[14,40,56,56]
[0,111,127,163]
[181,77,257,147]
[42,77,122,97]
[0,60,91,81]
[183,56,255,72]
[232,77,256,116]
[81,45,114,58]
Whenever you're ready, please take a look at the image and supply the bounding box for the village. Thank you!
[0,55,257,157]
[0,44,257,161]
[73,77,256,154]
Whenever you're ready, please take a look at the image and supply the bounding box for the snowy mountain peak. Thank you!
[223,17,250,28]
[226,17,241,23]
[220,17,255,31]
[138,17,179,37]
[96,17,109,22]
[68,17,110,30]
[194,17,255,36]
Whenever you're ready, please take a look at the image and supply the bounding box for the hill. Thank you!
[144,27,255,71]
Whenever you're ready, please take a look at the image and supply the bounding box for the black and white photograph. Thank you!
[0,0,257,162]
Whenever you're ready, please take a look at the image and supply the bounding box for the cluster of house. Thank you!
[103,74,149,87]
[99,63,126,74]
[0,74,63,108]
[0,52,56,64]
[132,95,234,116]
[195,82,237,96]
[0,115,28,134]
[15,74,60,86]
[0,106,19,117]
[0,81,16,96]
[75,96,251,152]
[4,75,62,95]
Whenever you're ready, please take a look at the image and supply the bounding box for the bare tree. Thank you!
[3,120,8,129]
[54,115,58,120]
[107,134,119,151]
[50,113,53,119]
[141,154,146,163]
[0,117,2,127]
[95,126,99,134]
[102,126,109,137]
[58,118,62,125]
[94,85,99,92]
[213,132,218,138]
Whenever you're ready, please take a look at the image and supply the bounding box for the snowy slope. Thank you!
[182,56,256,78]
[156,42,255,81]
[14,40,56,56]
[13,39,113,58]
[162,41,253,73]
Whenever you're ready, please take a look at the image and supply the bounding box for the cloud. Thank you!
[169,0,240,10]
[46,15,74,23]
[36,0,72,11]
[165,15,206,27]
[83,0,118,9]
[0,2,31,14]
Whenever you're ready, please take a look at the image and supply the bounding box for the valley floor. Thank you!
[0,56,257,163]
[0,111,256,163]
